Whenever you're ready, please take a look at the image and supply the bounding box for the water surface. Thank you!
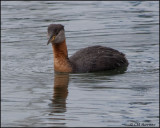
[1,1,159,127]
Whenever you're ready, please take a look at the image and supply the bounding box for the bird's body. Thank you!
[47,24,129,73]
[70,45,128,73]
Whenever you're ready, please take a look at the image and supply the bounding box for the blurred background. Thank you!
[1,1,159,127]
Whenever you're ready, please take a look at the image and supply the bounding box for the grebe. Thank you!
[47,24,129,73]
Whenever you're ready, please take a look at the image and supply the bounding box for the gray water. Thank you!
[1,1,159,127]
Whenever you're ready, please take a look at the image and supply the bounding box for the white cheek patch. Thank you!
[54,30,65,43]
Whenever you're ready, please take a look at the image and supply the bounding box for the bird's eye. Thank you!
[56,31,58,35]
[54,29,58,35]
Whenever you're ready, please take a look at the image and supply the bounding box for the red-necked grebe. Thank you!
[47,24,129,73]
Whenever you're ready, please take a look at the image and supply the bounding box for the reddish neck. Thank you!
[52,40,72,72]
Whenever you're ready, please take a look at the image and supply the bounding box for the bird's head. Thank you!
[47,24,65,45]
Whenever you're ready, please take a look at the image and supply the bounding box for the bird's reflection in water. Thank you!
[49,72,69,114]
[48,67,127,115]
